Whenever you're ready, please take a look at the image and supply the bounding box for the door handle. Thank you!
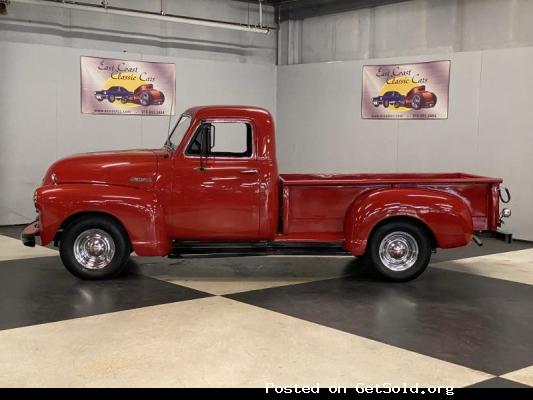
[239,168,258,175]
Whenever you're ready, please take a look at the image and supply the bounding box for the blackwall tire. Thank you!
[367,221,431,282]
[108,95,115,103]
[59,216,130,280]
[383,100,389,108]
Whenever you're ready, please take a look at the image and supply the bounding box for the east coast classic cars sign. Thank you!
[361,60,450,120]
[81,56,175,116]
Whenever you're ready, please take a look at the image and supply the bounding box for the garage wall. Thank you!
[276,47,533,241]
[0,41,276,225]
[279,0,533,65]
[1,0,276,64]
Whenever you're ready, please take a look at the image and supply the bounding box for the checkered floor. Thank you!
[0,226,532,388]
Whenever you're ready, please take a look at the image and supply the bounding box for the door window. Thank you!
[186,121,252,158]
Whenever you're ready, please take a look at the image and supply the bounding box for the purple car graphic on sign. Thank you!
[372,91,405,108]
[94,86,133,104]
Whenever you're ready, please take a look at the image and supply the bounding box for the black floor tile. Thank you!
[129,254,356,280]
[227,268,533,376]
[468,377,531,388]
[0,256,212,331]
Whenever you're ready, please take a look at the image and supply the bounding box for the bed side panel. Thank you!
[282,184,387,236]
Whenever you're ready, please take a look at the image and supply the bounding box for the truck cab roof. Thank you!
[184,105,272,120]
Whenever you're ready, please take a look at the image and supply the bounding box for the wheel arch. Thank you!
[367,215,437,250]
[37,183,170,256]
[343,187,473,256]
[55,211,131,249]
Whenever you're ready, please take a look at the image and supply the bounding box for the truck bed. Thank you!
[278,172,502,241]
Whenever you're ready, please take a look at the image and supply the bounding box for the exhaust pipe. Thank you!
[472,235,483,247]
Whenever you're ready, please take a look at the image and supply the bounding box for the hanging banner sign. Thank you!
[362,60,450,119]
[81,56,175,116]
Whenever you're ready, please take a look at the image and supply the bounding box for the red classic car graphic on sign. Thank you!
[402,85,437,110]
[128,84,165,106]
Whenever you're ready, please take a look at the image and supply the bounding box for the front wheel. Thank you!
[139,92,151,106]
[365,221,431,281]
[59,216,130,280]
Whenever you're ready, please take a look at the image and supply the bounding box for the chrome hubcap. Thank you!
[378,232,419,271]
[73,229,115,270]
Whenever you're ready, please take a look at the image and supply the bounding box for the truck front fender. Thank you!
[343,188,473,256]
[36,184,170,256]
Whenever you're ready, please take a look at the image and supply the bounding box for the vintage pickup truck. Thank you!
[22,106,511,281]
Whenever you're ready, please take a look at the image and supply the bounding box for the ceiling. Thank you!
[235,0,410,22]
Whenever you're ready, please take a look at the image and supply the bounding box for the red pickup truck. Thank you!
[22,106,511,281]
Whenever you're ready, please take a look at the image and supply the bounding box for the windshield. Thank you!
[166,114,192,150]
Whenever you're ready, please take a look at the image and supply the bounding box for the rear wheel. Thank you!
[365,221,431,281]
[59,216,130,280]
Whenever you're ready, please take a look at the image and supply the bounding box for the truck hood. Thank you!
[43,149,164,189]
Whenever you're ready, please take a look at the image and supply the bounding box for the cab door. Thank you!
[171,120,261,240]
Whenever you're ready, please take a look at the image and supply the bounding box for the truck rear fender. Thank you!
[343,188,473,256]
[36,184,170,256]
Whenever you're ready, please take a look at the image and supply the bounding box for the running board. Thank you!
[168,241,350,258]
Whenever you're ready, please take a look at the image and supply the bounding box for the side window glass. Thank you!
[186,121,252,158]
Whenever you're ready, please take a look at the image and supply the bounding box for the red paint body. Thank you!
[29,106,503,257]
